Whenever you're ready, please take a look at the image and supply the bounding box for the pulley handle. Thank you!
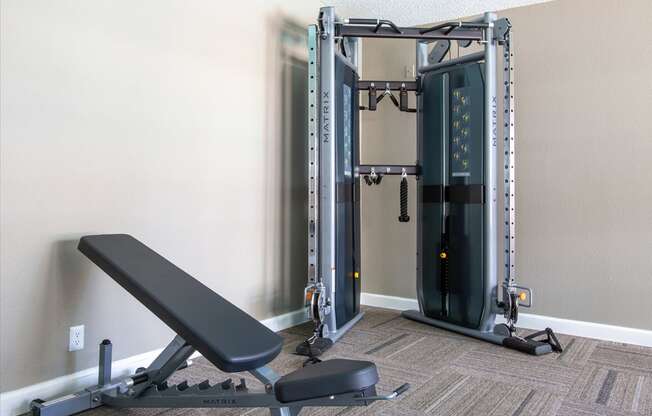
[398,170,410,222]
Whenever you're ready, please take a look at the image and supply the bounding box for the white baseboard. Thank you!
[261,308,308,332]
[360,292,652,348]
[494,313,652,348]
[0,308,308,416]
[361,292,419,311]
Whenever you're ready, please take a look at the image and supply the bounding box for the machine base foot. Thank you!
[402,309,506,345]
[402,310,562,356]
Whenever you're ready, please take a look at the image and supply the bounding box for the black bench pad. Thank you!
[275,359,378,403]
[78,234,283,373]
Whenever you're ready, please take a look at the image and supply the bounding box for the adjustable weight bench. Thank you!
[31,235,408,416]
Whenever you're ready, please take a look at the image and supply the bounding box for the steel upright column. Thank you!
[318,6,337,336]
[482,12,498,331]
[307,25,319,291]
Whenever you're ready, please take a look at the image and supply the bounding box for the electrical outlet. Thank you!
[69,325,84,351]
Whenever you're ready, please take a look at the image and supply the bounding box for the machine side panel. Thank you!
[334,55,360,327]
[420,73,445,318]
[419,63,486,329]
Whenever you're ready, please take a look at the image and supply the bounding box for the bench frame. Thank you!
[31,232,410,416]
[32,336,403,416]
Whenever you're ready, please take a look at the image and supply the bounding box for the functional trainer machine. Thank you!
[300,7,562,356]
[31,235,408,416]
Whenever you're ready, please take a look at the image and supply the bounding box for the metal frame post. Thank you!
[503,31,516,293]
[416,41,428,69]
[144,338,195,389]
[482,11,498,332]
[317,6,337,336]
[303,7,366,349]
[98,340,112,387]
[307,26,319,288]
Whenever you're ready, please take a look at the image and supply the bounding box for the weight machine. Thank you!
[299,7,562,357]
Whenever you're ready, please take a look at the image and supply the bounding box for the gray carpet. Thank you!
[86,306,652,416]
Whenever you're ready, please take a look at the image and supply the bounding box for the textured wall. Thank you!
[360,0,652,330]
[0,0,316,393]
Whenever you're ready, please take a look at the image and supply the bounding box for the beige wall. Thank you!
[0,0,316,393]
[359,39,418,298]
[2,0,652,399]
[360,0,652,330]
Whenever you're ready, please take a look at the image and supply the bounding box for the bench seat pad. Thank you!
[275,359,378,403]
[78,234,283,373]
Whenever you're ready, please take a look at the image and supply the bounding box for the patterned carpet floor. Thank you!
[85,306,652,416]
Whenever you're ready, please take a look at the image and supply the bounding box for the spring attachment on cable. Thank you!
[398,169,410,222]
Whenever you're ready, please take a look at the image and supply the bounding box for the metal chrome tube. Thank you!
[307,25,319,287]
[318,6,338,335]
[418,51,484,74]
[504,31,516,290]
[416,41,428,69]
[482,12,498,331]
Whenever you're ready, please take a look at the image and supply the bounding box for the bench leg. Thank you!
[270,407,301,416]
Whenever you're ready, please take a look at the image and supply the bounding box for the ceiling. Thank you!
[320,0,553,26]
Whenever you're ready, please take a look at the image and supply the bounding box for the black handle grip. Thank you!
[393,383,410,397]
[398,177,410,222]
[349,18,379,25]
[502,336,552,356]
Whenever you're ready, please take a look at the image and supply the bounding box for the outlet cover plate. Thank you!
[69,325,84,351]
